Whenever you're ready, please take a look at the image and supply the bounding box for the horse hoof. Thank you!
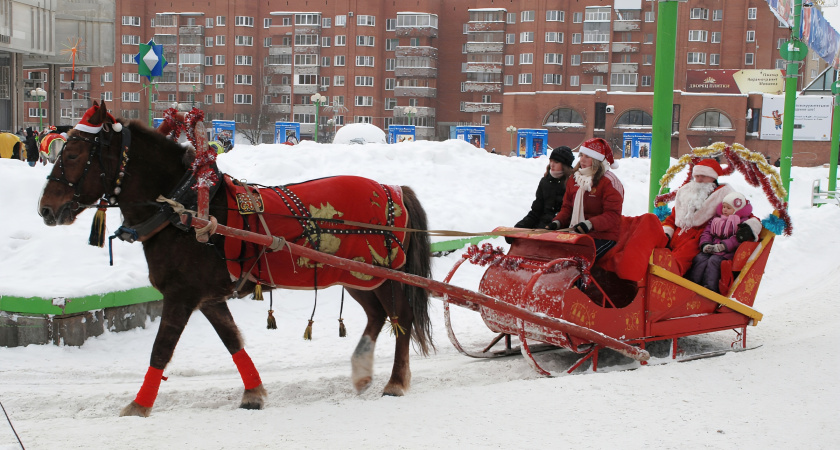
[239,384,266,410]
[353,376,372,394]
[119,401,151,417]
[382,383,406,397]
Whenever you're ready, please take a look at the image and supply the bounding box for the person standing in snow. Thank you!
[661,159,761,276]
[685,191,752,293]
[513,146,575,230]
[24,127,39,167]
[548,138,624,261]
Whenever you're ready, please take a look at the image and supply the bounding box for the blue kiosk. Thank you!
[389,125,416,143]
[622,132,652,158]
[275,122,301,144]
[516,128,548,158]
[455,126,486,149]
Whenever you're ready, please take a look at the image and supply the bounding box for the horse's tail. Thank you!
[400,185,434,356]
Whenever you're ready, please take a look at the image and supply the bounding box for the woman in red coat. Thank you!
[548,138,624,260]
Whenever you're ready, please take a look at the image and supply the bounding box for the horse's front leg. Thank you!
[120,294,197,417]
[346,288,387,394]
[199,301,266,410]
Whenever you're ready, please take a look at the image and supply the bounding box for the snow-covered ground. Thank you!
[1,139,838,449]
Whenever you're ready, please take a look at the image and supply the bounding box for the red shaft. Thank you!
[181,214,649,362]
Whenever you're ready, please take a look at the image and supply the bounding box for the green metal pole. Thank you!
[146,82,154,128]
[779,1,802,202]
[648,0,681,212]
[314,100,320,142]
[829,71,840,197]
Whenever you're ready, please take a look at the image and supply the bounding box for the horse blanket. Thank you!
[224,175,409,290]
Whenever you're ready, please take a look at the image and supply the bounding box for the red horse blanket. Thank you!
[224,175,409,290]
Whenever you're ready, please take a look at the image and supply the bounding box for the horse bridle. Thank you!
[47,125,126,208]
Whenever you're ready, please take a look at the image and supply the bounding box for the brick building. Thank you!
[22,0,833,164]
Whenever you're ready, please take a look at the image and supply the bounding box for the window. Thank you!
[356,56,375,67]
[748,8,757,20]
[610,73,638,86]
[235,16,254,27]
[745,53,754,65]
[775,58,785,69]
[505,55,514,66]
[645,11,654,22]
[321,56,330,67]
[122,35,140,45]
[384,58,395,71]
[385,98,397,110]
[518,73,532,84]
[354,116,373,124]
[644,33,654,44]
[506,33,515,44]
[321,76,330,88]
[573,12,583,23]
[571,54,581,66]
[386,39,398,51]
[336,15,346,27]
[520,53,533,64]
[689,30,708,42]
[122,92,140,102]
[641,76,651,87]
[179,53,201,65]
[520,32,534,43]
[713,10,723,21]
[102,72,113,82]
[687,52,706,64]
[216,16,226,26]
[507,13,516,24]
[570,75,580,86]
[355,96,374,106]
[216,35,226,46]
[410,37,420,47]
[206,37,214,47]
[234,75,252,85]
[573,33,582,44]
[205,75,212,85]
[357,15,375,26]
[481,114,490,126]
[295,35,319,46]
[235,55,253,65]
[521,10,535,22]
[616,110,652,127]
[121,72,140,83]
[546,10,564,22]
[333,96,345,107]
[356,36,375,46]
[122,16,140,26]
[295,14,319,25]
[544,53,563,65]
[216,93,225,103]
[546,32,563,43]
[336,35,346,46]
[355,76,374,86]
[334,75,345,86]
[643,54,653,65]
[216,55,226,65]
[690,8,709,20]
[206,18,214,28]
[545,108,582,125]
[121,54,136,64]
[294,54,318,65]
[504,75,514,85]
[543,74,562,85]
[323,17,332,28]
[385,78,395,90]
[264,18,272,28]
[746,30,755,42]
[690,111,733,129]
[235,36,254,46]
[294,114,315,124]
[322,37,331,47]
[215,74,226,86]
[386,19,395,31]
[711,32,721,43]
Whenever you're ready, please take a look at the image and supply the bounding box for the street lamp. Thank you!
[506,125,517,156]
[403,106,418,125]
[311,93,325,142]
[326,118,335,143]
[30,87,47,133]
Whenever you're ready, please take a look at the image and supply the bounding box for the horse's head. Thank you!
[39,100,124,226]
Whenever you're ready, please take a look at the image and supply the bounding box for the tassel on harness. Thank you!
[88,199,108,247]
[338,288,347,337]
[253,284,264,301]
[266,290,277,330]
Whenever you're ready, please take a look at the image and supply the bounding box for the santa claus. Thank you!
[662,159,761,275]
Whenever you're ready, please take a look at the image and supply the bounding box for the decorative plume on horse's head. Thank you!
[75,100,122,134]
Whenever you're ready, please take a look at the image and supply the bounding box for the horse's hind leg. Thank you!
[373,280,415,397]
[120,294,197,417]
[199,301,266,410]
[346,288,387,394]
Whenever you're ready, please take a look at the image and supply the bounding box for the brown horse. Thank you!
[38,101,433,417]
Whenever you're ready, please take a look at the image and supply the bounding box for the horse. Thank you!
[38,101,433,417]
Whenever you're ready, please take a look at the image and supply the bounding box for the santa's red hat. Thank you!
[692,159,725,180]
[74,103,122,134]
[579,137,618,169]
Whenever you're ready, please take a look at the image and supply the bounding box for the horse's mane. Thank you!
[124,119,196,168]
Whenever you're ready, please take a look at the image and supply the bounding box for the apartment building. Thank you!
[28,0,830,162]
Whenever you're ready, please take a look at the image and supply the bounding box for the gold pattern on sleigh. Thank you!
[235,191,265,214]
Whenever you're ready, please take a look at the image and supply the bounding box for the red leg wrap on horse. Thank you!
[232,349,262,390]
[134,366,165,408]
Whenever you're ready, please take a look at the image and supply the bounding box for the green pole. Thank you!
[779,1,803,202]
[314,100,320,142]
[648,0,681,212]
[146,82,154,128]
[830,72,840,197]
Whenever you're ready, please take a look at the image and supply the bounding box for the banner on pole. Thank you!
[759,94,833,141]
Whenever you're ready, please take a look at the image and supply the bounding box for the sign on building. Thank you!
[622,132,652,158]
[686,69,783,95]
[759,94,833,141]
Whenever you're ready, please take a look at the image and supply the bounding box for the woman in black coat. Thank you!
[514,146,575,229]
[24,127,39,167]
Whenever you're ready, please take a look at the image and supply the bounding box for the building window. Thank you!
[336,15,346,27]
[356,36,375,46]
[357,15,375,26]
[322,37,331,47]
[386,18,395,31]
[546,10,564,22]
[334,55,345,66]
[570,75,580,86]
[354,116,373,124]
[506,33,515,44]
[610,73,637,86]
[641,75,651,87]
[644,33,654,44]
[122,35,140,45]
[321,56,330,67]
[235,16,254,27]
[206,37,214,47]
[216,16,226,26]
[713,10,723,21]
[334,75,345,86]
[690,110,733,129]
[263,18,272,28]
[385,78,395,90]
[204,56,213,66]
[645,11,655,22]
[234,75,252,85]
[323,17,332,28]
[521,10,535,22]
[235,55,253,65]
[690,8,709,20]
[573,12,583,23]
[593,75,604,85]
[688,30,708,42]
[216,93,225,103]
[643,54,653,65]
[216,35,226,46]
[505,55,514,66]
[572,33,582,44]
[711,32,721,43]
[121,54,135,64]
[746,30,755,42]
[336,35,346,46]
[386,38,399,51]
[546,32,562,43]
[571,54,581,65]
[519,53,533,64]
[520,32,534,43]
[122,16,141,26]
[745,53,754,65]
[748,8,757,20]
[355,76,374,86]
[295,14,319,25]
[775,59,785,69]
[122,92,140,102]
[386,58,396,71]
[543,74,562,85]
[504,75,514,85]
[216,55,226,65]
[544,53,563,65]
[507,13,516,24]
[687,52,706,64]
[545,108,582,125]
[710,54,720,65]
[616,110,652,127]
[355,96,374,106]
[215,74,226,86]
[355,56,375,67]
[481,115,490,126]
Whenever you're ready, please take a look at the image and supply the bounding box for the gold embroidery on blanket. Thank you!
[235,192,265,214]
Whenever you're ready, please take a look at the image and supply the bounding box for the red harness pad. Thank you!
[224,175,408,290]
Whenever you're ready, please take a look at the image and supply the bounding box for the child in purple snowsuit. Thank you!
[686,191,752,293]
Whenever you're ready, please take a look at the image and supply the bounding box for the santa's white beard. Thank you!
[674,181,716,229]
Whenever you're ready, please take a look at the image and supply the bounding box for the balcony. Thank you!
[394,86,437,97]
[294,84,317,95]
[465,42,504,53]
[395,67,437,78]
[267,85,291,95]
[60,81,90,90]
[295,105,316,114]
[295,65,319,75]
[179,26,204,36]
[269,46,292,56]
[582,63,609,74]
[393,106,435,119]
[395,25,438,38]
[462,62,503,73]
[294,45,321,55]
[614,21,641,32]
[265,65,292,75]
[463,102,501,113]
[583,33,610,44]
[462,81,501,92]
[611,62,638,73]
[268,104,291,114]
[613,42,640,53]
[294,24,320,35]
[465,22,505,33]
[395,46,438,58]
